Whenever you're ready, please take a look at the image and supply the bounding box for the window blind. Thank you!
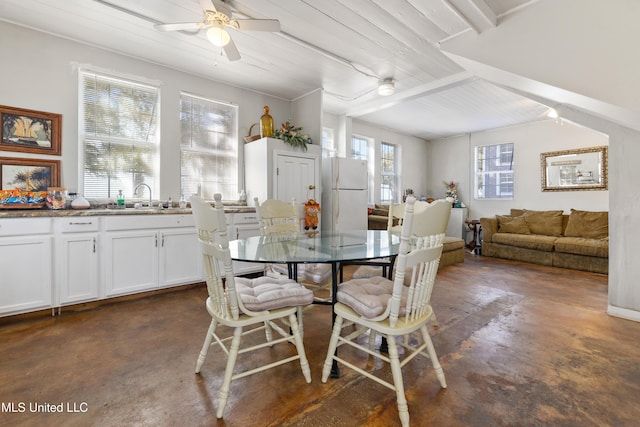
[80,70,160,199]
[180,93,238,200]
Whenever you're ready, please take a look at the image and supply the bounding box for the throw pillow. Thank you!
[564,209,608,239]
[496,215,531,234]
[523,210,564,236]
[510,208,527,217]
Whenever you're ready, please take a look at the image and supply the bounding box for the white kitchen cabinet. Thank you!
[446,207,468,239]
[245,138,321,218]
[158,228,201,287]
[103,215,200,297]
[0,218,53,316]
[54,218,100,305]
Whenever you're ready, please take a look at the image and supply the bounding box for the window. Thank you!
[475,143,514,199]
[380,142,398,203]
[321,127,335,158]
[80,70,160,198]
[351,135,369,160]
[180,93,238,200]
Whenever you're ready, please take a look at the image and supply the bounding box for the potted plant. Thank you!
[273,120,309,151]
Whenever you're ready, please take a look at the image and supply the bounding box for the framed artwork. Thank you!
[0,105,61,155]
[0,157,60,191]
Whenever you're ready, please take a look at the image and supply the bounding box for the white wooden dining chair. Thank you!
[321,197,451,427]
[190,195,313,419]
[351,200,431,280]
[254,197,332,301]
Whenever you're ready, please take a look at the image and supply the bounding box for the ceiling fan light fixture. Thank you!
[207,26,231,47]
[378,78,395,96]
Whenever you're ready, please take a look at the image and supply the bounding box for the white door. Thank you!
[275,153,317,215]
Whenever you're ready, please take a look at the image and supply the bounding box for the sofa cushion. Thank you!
[496,215,530,234]
[510,208,527,217]
[554,236,609,258]
[523,210,564,236]
[443,236,465,251]
[492,233,557,252]
[370,208,389,217]
[563,209,608,239]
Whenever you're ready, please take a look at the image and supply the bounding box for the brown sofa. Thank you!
[480,209,608,274]
[368,204,394,230]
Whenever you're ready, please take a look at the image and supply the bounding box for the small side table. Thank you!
[465,219,482,254]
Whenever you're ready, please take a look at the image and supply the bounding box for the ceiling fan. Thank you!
[154,0,281,61]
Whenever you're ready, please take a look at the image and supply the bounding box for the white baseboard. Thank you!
[608,305,640,322]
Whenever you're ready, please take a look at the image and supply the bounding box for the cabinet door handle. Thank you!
[155,233,158,247]
[69,221,93,225]
[92,237,96,253]
[161,233,165,247]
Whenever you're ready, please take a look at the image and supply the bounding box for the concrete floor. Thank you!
[1,254,639,426]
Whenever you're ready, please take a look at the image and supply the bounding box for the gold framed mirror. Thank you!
[541,146,608,192]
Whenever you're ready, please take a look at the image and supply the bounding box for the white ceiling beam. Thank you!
[345,71,477,117]
[443,0,497,34]
[467,0,497,29]
[442,0,479,33]
[444,52,640,133]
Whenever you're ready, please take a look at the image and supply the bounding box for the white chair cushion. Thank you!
[302,263,332,283]
[352,265,385,279]
[337,276,408,319]
[270,263,291,276]
[235,276,314,311]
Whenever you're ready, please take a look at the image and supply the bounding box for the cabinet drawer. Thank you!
[0,218,52,236]
[104,214,195,231]
[232,212,259,224]
[56,218,100,233]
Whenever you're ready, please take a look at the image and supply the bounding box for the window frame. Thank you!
[380,142,398,204]
[351,134,370,160]
[474,142,514,200]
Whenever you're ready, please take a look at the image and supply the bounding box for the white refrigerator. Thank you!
[321,157,369,233]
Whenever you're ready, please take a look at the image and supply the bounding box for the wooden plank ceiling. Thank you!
[0,0,549,139]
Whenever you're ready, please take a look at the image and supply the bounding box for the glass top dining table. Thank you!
[229,229,400,378]
[228,229,399,266]
[229,229,400,307]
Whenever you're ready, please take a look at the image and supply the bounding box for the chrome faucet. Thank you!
[134,183,152,208]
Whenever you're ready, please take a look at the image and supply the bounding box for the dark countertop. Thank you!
[0,206,255,218]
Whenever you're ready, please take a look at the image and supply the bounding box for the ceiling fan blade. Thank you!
[235,19,281,32]
[200,0,218,12]
[223,39,241,61]
[155,22,204,32]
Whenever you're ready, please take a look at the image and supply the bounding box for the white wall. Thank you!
[0,21,291,200]
[292,89,323,146]
[428,119,609,220]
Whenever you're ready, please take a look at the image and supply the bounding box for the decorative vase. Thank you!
[260,105,274,138]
